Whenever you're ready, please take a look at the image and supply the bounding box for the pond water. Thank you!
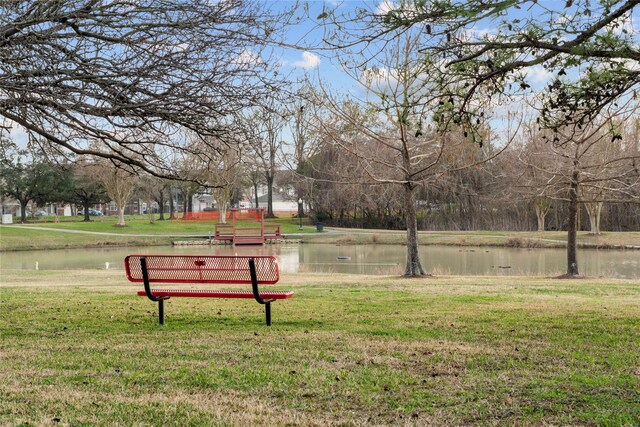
[1,244,638,278]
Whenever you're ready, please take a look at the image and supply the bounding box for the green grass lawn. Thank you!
[11,215,315,235]
[302,229,640,249]
[1,270,639,425]
[0,226,176,251]
[0,216,318,251]
[3,217,640,252]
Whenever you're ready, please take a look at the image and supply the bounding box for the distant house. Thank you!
[247,170,300,214]
[187,170,300,215]
[254,191,297,213]
[192,194,214,212]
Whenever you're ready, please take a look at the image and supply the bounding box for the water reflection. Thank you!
[0,244,638,278]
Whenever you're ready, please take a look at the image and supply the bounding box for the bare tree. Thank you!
[206,144,242,224]
[246,169,264,209]
[96,160,138,227]
[286,84,323,218]
[579,118,640,235]
[137,174,170,224]
[514,123,561,232]
[67,159,109,222]
[243,105,286,218]
[317,29,511,276]
[149,179,171,221]
[321,1,640,135]
[1,0,293,178]
[517,104,640,276]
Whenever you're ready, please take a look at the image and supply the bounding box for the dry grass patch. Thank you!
[504,237,545,248]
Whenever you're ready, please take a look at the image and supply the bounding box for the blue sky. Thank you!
[282,0,639,83]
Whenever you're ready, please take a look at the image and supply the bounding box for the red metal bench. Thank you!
[124,255,294,326]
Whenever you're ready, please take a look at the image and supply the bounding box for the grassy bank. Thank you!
[0,216,317,251]
[2,217,639,251]
[0,226,175,251]
[1,270,639,425]
[303,229,640,249]
[5,215,315,235]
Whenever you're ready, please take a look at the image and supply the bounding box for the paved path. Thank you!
[4,224,638,249]
[2,224,572,247]
[2,224,320,239]
[1,224,206,238]
[0,224,587,244]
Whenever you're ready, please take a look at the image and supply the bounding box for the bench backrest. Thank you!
[124,255,279,285]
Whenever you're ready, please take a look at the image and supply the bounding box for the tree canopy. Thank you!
[1,0,292,179]
[323,0,640,133]
[0,144,68,222]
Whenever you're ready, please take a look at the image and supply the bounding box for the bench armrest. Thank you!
[248,258,274,305]
[140,257,167,302]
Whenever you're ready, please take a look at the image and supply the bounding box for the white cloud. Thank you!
[3,120,29,148]
[363,66,396,89]
[607,57,640,72]
[555,13,573,26]
[361,66,427,96]
[234,49,262,66]
[292,51,321,69]
[524,65,553,84]
[608,13,635,35]
[376,0,397,15]
[458,26,497,43]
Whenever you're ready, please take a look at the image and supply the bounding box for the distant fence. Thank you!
[181,208,265,222]
[181,211,225,221]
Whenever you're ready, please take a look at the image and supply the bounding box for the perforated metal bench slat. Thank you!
[125,255,279,284]
[135,289,294,299]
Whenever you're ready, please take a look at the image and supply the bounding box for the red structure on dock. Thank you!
[213,208,282,245]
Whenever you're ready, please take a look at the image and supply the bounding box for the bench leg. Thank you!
[265,302,271,326]
[158,299,165,325]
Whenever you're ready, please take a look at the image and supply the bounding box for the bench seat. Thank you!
[136,289,294,299]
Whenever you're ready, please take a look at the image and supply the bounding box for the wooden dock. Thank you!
[212,209,282,246]
[172,238,299,246]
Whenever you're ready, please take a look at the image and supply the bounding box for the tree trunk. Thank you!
[585,202,603,235]
[596,203,602,234]
[218,202,228,224]
[536,209,545,231]
[19,199,28,223]
[169,187,176,220]
[466,193,476,230]
[298,195,304,218]
[147,195,155,224]
[566,172,579,276]
[266,173,276,218]
[253,181,259,208]
[157,191,165,220]
[403,183,427,277]
[116,206,126,227]
[181,190,188,219]
[83,201,91,222]
[534,198,550,232]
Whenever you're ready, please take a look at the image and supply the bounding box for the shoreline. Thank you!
[2,223,639,252]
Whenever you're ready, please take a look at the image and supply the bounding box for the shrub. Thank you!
[504,237,544,248]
